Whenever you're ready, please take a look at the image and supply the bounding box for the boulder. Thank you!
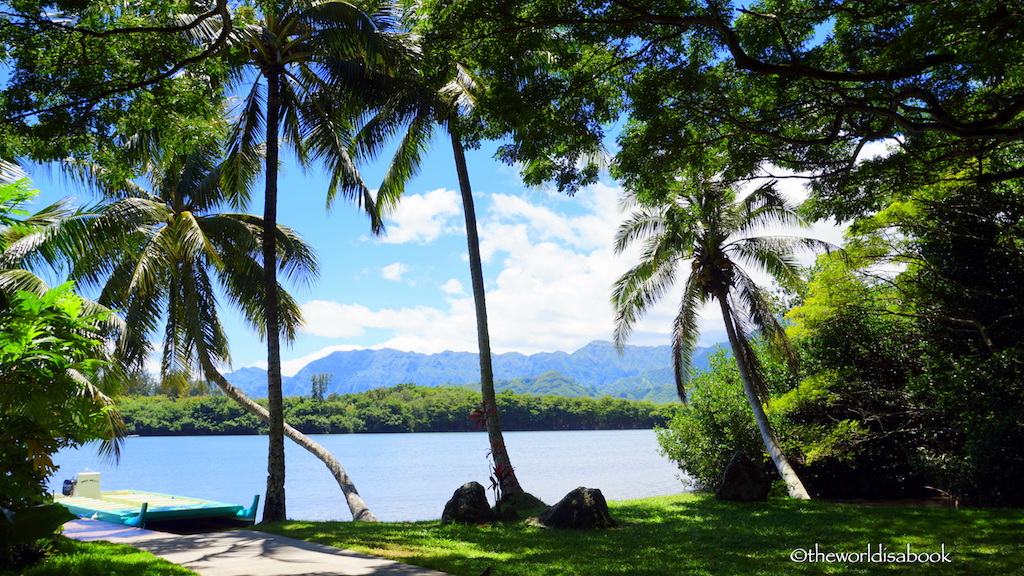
[442,482,497,525]
[716,451,770,502]
[528,487,616,529]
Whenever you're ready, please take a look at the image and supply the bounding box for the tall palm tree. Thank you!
[59,146,380,521]
[612,177,822,499]
[350,55,530,502]
[222,0,413,522]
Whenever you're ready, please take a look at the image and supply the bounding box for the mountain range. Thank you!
[224,340,721,403]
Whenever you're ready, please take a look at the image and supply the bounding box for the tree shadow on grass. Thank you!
[641,497,1022,576]
[262,494,1023,576]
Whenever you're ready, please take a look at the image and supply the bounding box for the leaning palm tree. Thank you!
[348,53,533,503]
[62,147,379,521]
[221,0,414,522]
[612,176,821,499]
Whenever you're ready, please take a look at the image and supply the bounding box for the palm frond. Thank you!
[375,108,435,215]
[69,197,165,291]
[0,200,99,275]
[207,212,319,284]
[613,203,666,255]
[197,211,317,338]
[67,369,125,462]
[732,268,799,376]
[734,181,806,235]
[671,273,708,402]
[730,236,805,289]
[222,80,267,205]
[611,243,680,348]
[0,269,50,306]
[732,235,832,291]
[0,160,29,183]
[440,62,480,115]
[302,0,388,59]
[350,103,416,162]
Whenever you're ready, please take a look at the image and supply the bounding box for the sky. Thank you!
[28,134,849,379]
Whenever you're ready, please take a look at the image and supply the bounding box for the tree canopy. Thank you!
[0,0,233,171]
[422,0,1024,216]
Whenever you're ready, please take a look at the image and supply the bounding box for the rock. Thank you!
[716,451,770,502]
[527,487,616,529]
[442,482,497,525]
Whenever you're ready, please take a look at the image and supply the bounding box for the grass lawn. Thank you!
[258,493,1023,576]
[2,537,199,576]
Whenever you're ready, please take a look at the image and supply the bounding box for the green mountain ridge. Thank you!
[450,368,688,404]
[225,340,721,402]
[451,370,602,397]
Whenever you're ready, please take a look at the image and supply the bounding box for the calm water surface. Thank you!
[51,430,688,522]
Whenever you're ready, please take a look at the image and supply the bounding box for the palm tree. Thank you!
[0,165,88,300]
[62,147,380,521]
[222,0,413,522]
[349,55,530,503]
[612,176,822,499]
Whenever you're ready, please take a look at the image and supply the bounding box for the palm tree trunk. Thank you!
[717,295,811,500]
[451,130,524,498]
[262,70,287,523]
[203,363,378,521]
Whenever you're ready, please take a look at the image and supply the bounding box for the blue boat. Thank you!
[55,472,258,528]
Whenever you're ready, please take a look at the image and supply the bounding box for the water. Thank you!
[50,429,688,522]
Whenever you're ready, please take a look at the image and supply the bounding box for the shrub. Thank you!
[0,284,118,569]
[655,351,768,490]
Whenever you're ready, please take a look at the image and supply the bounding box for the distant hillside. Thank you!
[452,368,696,404]
[451,370,603,397]
[224,340,721,403]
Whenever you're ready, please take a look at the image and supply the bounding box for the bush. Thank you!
[911,348,1024,506]
[656,351,768,490]
[0,284,118,569]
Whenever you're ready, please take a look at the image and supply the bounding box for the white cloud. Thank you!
[286,176,842,368]
[486,182,622,251]
[301,300,458,342]
[440,279,464,294]
[297,182,685,356]
[300,302,374,338]
[380,188,461,244]
[381,262,410,282]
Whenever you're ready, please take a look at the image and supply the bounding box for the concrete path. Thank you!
[63,519,455,576]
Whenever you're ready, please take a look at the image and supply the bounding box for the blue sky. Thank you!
[225,137,701,376]
[28,132,849,378]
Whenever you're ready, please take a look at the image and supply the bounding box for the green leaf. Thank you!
[0,503,77,549]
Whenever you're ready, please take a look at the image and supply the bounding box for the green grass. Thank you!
[3,537,199,576]
[258,494,1024,576]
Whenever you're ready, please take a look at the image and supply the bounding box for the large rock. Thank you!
[716,451,770,502]
[442,482,497,525]
[528,487,616,529]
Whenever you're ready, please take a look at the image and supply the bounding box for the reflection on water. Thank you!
[52,429,687,522]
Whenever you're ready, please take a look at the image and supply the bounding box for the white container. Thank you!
[75,470,101,499]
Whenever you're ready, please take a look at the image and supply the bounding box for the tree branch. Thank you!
[0,5,223,38]
[0,0,233,125]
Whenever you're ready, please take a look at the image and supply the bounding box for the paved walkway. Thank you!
[63,519,454,576]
